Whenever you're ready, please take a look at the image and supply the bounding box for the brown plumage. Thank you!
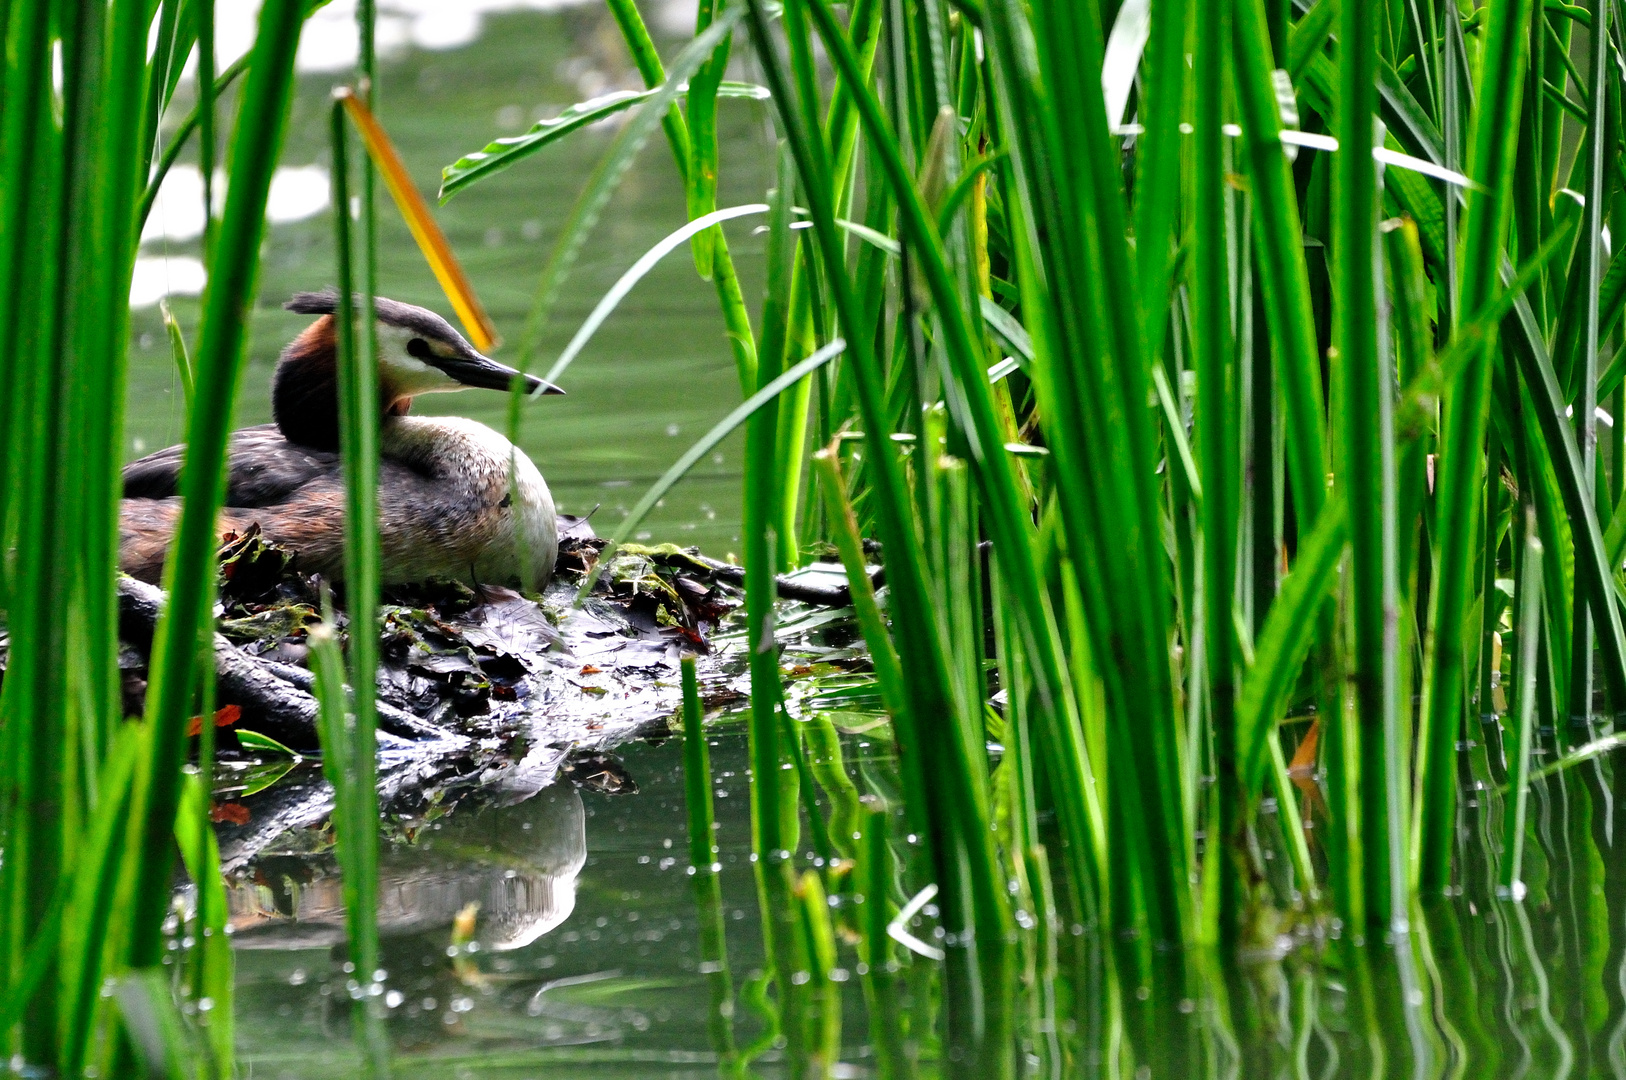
[120,292,563,589]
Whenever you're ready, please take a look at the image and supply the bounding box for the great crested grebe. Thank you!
[120,291,564,590]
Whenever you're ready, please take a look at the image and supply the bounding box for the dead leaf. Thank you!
[579,664,602,675]
[1288,718,1320,777]
[210,801,251,825]
[187,704,242,737]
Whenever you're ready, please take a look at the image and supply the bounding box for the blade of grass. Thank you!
[173,774,234,1075]
[983,0,1188,950]
[812,447,906,717]
[1556,0,1610,727]
[115,970,204,1078]
[1133,0,1188,366]
[1500,287,1626,691]
[680,657,738,1068]
[1,1,75,1054]
[158,299,194,409]
[575,339,846,600]
[508,4,750,497]
[749,1,1018,1066]
[685,0,734,278]
[1235,0,1327,526]
[544,203,769,386]
[1238,494,1350,793]
[810,0,1105,964]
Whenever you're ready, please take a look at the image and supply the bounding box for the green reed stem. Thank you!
[0,0,70,1054]
[1192,0,1239,944]
[1419,0,1537,897]
[113,2,305,1027]
[1233,0,1327,526]
[1499,517,1543,895]
[749,1,1016,1069]
[329,93,390,1078]
[1336,0,1406,930]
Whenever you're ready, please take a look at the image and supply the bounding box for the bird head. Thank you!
[273,290,562,448]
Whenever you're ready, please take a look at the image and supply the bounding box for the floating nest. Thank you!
[0,518,881,877]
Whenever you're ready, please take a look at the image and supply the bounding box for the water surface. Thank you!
[130,7,1626,1077]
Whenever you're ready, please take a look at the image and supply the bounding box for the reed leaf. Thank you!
[439,82,769,202]
[545,203,769,386]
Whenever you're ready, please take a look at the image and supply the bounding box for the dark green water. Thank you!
[129,7,1626,1077]
[217,706,1626,1078]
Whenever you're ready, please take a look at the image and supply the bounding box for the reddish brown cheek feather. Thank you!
[387,398,413,416]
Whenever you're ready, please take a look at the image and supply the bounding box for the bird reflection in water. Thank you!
[226,786,586,953]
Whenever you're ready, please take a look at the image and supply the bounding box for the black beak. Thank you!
[437,351,565,396]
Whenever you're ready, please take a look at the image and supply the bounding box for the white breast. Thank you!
[381,416,558,591]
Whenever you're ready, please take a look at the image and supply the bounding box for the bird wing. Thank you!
[123,425,342,508]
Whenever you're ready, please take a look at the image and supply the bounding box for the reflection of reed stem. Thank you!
[858,807,911,1079]
[680,657,740,1071]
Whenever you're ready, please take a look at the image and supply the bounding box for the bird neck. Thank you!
[271,315,409,450]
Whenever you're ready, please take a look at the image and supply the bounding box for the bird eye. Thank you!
[406,337,432,360]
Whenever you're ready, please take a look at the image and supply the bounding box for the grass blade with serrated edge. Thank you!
[1417,0,1536,898]
[439,83,768,201]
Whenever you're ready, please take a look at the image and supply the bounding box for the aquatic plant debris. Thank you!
[57,519,885,881]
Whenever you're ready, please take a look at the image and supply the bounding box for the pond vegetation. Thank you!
[9,0,1626,1076]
